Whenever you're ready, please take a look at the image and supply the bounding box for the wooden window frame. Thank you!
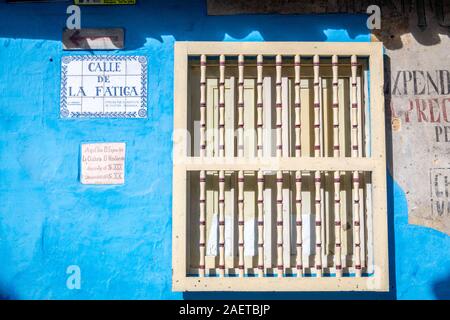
[172,42,388,292]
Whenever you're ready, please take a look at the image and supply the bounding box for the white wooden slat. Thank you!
[363,69,371,157]
[263,174,274,272]
[205,172,218,267]
[255,55,265,277]
[206,78,218,158]
[332,55,343,277]
[359,174,366,270]
[244,79,256,159]
[366,177,374,274]
[224,173,235,259]
[281,76,291,272]
[243,173,256,265]
[357,77,367,271]
[225,77,235,158]
[282,174,291,270]
[191,70,200,157]
[282,77,290,157]
[223,74,235,272]
[276,55,283,158]
[318,76,326,278]
[263,76,274,158]
[357,75,363,157]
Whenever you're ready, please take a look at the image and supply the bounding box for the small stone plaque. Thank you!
[81,143,125,185]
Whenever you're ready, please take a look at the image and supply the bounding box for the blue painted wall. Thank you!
[0,0,448,300]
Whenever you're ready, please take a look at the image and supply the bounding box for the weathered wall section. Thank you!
[383,8,450,299]
[0,0,448,299]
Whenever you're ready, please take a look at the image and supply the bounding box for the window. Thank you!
[172,42,388,291]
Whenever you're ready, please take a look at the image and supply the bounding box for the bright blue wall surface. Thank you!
[0,0,448,300]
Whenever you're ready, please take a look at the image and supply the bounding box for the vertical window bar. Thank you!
[237,55,245,277]
[276,171,283,277]
[257,171,265,277]
[276,55,283,158]
[238,171,244,276]
[313,54,321,157]
[314,171,322,277]
[218,170,225,276]
[237,55,245,158]
[351,55,362,277]
[200,55,207,157]
[332,55,343,277]
[351,55,359,158]
[275,55,284,277]
[294,54,303,277]
[313,55,323,277]
[199,171,206,276]
[295,171,303,277]
[331,55,340,157]
[256,56,265,276]
[294,54,301,157]
[219,55,226,158]
[218,54,226,276]
[199,54,207,277]
[255,55,265,277]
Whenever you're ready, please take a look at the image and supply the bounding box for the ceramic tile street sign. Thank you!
[63,29,124,50]
[81,143,126,185]
[60,55,147,118]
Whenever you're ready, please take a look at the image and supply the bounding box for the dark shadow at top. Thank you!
[384,54,398,300]
[207,0,450,51]
[0,0,370,51]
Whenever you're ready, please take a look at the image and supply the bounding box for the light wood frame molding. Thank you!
[172,42,388,292]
